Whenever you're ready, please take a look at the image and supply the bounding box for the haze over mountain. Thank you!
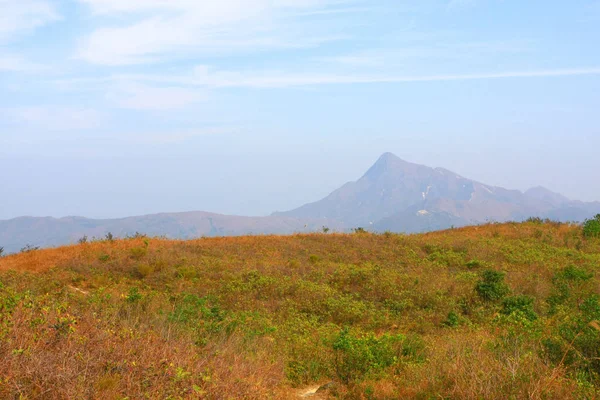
[1,153,599,253]
[0,212,343,254]
[276,152,600,231]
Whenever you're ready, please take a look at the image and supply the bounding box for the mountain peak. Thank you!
[377,152,401,163]
[362,153,437,182]
[363,152,411,179]
[277,153,599,232]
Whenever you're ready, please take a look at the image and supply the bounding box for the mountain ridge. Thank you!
[276,152,600,231]
[2,152,599,253]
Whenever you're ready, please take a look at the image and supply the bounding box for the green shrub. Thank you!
[168,294,224,331]
[583,215,600,238]
[476,270,510,301]
[526,217,544,224]
[333,327,405,383]
[543,296,600,378]
[501,295,537,321]
[465,259,484,269]
[555,265,593,282]
[542,337,566,365]
[125,287,142,303]
[443,311,460,327]
[548,265,594,312]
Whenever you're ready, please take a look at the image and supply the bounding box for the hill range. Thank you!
[2,152,599,253]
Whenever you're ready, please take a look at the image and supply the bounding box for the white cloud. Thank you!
[4,106,104,131]
[0,0,60,42]
[107,82,207,110]
[51,66,600,94]
[78,0,347,15]
[128,65,600,89]
[76,0,353,65]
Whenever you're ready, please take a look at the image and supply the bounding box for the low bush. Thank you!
[443,311,460,327]
[583,215,600,238]
[501,295,537,321]
[476,269,510,301]
[332,327,406,383]
[20,244,40,253]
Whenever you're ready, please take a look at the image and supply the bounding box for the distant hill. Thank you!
[0,212,342,254]
[276,152,600,232]
[2,152,599,252]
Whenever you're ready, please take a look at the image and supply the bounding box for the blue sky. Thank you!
[1,0,599,219]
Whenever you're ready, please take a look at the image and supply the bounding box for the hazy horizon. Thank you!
[2,0,599,220]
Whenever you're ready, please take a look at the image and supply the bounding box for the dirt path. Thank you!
[296,382,334,398]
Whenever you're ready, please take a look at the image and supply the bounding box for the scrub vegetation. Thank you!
[1,220,600,399]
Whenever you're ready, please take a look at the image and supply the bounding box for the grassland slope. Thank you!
[1,222,600,399]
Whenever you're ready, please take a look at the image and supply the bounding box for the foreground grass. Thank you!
[1,221,600,399]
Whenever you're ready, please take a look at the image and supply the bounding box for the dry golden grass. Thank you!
[1,221,599,399]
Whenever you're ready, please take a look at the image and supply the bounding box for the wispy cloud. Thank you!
[49,66,600,97]
[0,0,60,42]
[76,0,355,65]
[324,40,533,68]
[114,66,600,89]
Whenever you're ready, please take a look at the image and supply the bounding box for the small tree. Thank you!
[105,232,114,242]
[0,246,4,257]
[476,270,510,301]
[583,214,600,238]
[322,226,330,234]
[20,244,40,253]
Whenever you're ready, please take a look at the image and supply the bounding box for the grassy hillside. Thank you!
[1,221,600,399]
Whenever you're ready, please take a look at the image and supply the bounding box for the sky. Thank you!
[1,0,599,220]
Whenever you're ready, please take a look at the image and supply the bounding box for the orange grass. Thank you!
[1,222,599,399]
